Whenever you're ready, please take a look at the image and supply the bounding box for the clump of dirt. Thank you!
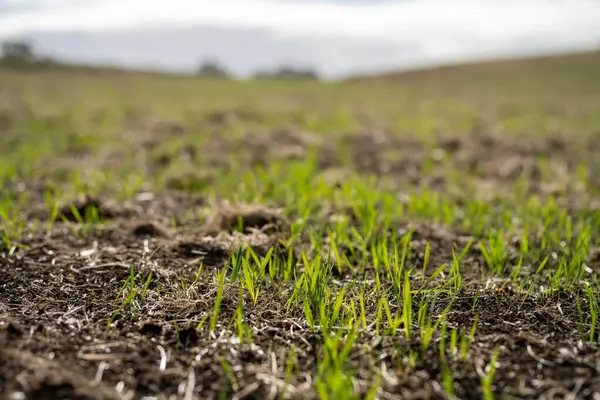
[204,109,238,125]
[223,127,324,165]
[203,107,269,126]
[144,117,187,136]
[130,220,172,238]
[438,136,464,153]
[138,321,164,337]
[344,131,426,179]
[0,319,23,340]
[174,327,200,347]
[450,133,570,175]
[202,203,286,235]
[174,238,231,268]
[399,220,473,244]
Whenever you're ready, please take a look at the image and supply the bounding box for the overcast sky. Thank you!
[1,0,600,79]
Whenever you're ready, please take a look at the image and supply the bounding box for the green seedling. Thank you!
[481,348,501,400]
[210,268,227,333]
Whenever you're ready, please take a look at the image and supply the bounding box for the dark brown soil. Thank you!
[3,219,600,400]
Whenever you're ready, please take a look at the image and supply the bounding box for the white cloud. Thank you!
[1,0,599,77]
[2,0,600,43]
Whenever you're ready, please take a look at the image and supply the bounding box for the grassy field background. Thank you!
[1,50,600,400]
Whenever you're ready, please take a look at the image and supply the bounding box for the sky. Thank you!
[1,0,600,79]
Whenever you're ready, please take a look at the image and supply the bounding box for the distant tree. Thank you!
[253,65,319,80]
[1,40,35,65]
[197,60,230,78]
[1,40,60,70]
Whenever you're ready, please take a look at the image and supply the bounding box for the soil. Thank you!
[2,120,600,400]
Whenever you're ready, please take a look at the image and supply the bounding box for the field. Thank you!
[2,50,600,400]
